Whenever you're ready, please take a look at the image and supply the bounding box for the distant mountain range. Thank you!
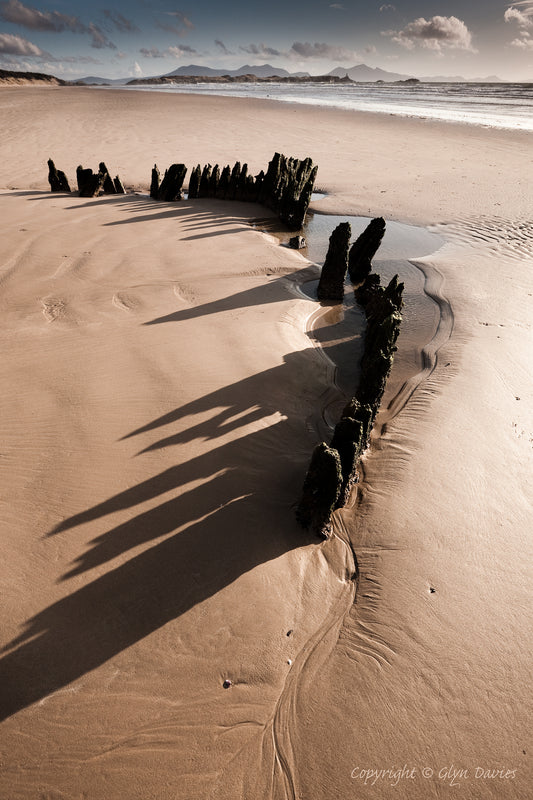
[66,63,506,86]
[328,64,411,82]
[74,75,130,85]
[164,63,295,78]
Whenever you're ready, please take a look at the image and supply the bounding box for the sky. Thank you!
[0,0,533,81]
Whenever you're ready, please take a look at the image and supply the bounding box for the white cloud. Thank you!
[510,32,533,47]
[330,4,344,9]
[0,31,46,55]
[384,15,476,52]
[129,61,142,77]
[505,6,533,26]
[379,4,396,11]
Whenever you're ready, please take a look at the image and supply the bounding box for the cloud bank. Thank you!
[289,41,357,60]
[102,10,139,34]
[0,0,84,32]
[157,10,194,37]
[239,42,281,57]
[140,44,197,58]
[0,30,46,55]
[0,0,120,50]
[384,15,475,52]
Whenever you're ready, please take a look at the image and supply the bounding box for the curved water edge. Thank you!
[378,258,454,437]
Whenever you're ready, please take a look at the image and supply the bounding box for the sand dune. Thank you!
[0,88,531,799]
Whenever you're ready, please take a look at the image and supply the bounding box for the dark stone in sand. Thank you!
[355,273,403,319]
[295,442,343,538]
[296,264,404,531]
[198,164,212,198]
[188,164,201,199]
[181,153,314,227]
[228,162,241,201]
[150,164,160,199]
[243,174,255,202]
[254,170,264,201]
[317,221,351,301]
[356,349,395,410]
[99,162,116,194]
[288,166,317,230]
[348,217,386,284]
[216,165,231,199]
[158,163,187,201]
[208,164,220,198]
[277,156,317,230]
[330,416,364,507]
[236,163,248,201]
[341,398,374,448]
[258,152,281,209]
[289,235,306,249]
[355,274,404,411]
[76,165,104,197]
[47,159,70,193]
[113,176,125,194]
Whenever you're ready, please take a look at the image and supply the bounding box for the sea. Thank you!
[121,81,533,131]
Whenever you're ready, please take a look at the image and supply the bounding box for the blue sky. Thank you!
[0,0,532,80]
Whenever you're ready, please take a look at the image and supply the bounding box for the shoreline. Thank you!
[1,86,531,226]
[4,79,531,133]
[0,88,531,798]
[115,82,533,134]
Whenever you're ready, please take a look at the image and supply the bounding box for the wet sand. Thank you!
[0,87,531,799]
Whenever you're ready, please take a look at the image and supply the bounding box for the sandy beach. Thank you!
[0,86,531,799]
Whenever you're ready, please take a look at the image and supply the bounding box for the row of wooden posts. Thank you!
[48,153,317,231]
[47,154,401,536]
[296,217,405,537]
[47,159,125,197]
[151,152,317,230]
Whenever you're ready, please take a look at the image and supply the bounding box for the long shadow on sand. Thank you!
[0,331,362,721]
[0,377,305,719]
[69,193,278,240]
[21,190,278,242]
[0,199,366,720]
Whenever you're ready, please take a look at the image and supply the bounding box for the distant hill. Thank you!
[41,64,510,88]
[0,68,66,85]
[76,75,131,85]
[164,63,291,79]
[328,64,412,82]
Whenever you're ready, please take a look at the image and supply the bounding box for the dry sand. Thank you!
[0,87,531,799]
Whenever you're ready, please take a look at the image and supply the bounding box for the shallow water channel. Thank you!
[276,208,447,423]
